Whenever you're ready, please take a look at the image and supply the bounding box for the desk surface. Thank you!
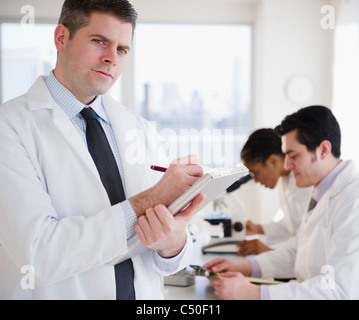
[163,235,242,300]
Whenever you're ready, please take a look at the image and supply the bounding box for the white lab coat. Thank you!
[0,76,193,300]
[255,160,359,299]
[262,173,312,246]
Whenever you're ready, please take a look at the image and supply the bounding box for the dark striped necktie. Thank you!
[81,107,135,300]
[305,197,318,223]
[307,197,318,212]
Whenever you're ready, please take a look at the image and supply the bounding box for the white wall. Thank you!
[332,0,359,168]
[132,0,257,24]
[0,0,257,24]
[0,0,63,23]
[251,0,335,223]
[254,0,334,129]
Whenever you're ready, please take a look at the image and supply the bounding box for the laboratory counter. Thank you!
[163,235,242,300]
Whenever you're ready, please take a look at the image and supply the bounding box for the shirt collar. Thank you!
[89,93,109,123]
[313,160,347,202]
[45,70,109,123]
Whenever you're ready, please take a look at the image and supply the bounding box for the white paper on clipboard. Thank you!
[168,164,249,215]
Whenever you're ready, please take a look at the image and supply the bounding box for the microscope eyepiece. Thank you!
[226,173,253,193]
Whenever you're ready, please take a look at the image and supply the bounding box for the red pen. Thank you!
[150,165,167,173]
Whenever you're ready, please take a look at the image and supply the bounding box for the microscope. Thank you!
[201,174,253,254]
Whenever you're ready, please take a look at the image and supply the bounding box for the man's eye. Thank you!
[118,48,128,55]
[93,39,105,46]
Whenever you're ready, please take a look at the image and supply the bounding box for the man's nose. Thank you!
[284,155,293,170]
[101,47,118,66]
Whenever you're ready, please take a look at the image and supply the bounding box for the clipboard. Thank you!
[168,164,249,215]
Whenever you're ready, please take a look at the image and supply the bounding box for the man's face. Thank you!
[55,12,133,104]
[281,129,321,188]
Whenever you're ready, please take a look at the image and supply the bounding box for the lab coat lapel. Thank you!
[304,162,354,228]
[102,95,147,199]
[51,103,101,179]
[27,77,101,180]
[305,196,329,228]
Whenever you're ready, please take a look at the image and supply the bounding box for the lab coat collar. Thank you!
[25,76,153,200]
[327,160,358,199]
[29,75,110,123]
[27,76,55,111]
[305,160,357,225]
[313,160,347,202]
[25,76,103,182]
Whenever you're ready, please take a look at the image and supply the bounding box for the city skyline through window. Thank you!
[134,24,252,167]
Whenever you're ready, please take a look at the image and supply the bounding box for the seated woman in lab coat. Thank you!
[205,105,359,300]
[238,128,312,256]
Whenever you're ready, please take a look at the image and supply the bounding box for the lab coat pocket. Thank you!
[309,225,330,277]
[296,223,329,281]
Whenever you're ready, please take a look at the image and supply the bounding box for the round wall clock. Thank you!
[285,75,315,105]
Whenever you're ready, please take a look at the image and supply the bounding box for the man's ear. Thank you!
[54,24,70,53]
[319,140,332,160]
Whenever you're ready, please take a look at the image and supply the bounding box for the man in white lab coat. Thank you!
[0,0,204,299]
[205,106,359,299]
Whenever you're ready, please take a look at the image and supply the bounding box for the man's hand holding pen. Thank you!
[130,155,205,258]
[151,155,204,206]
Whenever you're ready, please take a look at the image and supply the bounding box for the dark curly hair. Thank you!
[241,128,283,164]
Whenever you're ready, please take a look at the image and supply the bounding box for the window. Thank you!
[0,23,57,104]
[1,22,252,168]
[0,23,122,104]
[134,24,252,167]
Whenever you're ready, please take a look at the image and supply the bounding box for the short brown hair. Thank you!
[275,105,341,158]
[59,0,138,39]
